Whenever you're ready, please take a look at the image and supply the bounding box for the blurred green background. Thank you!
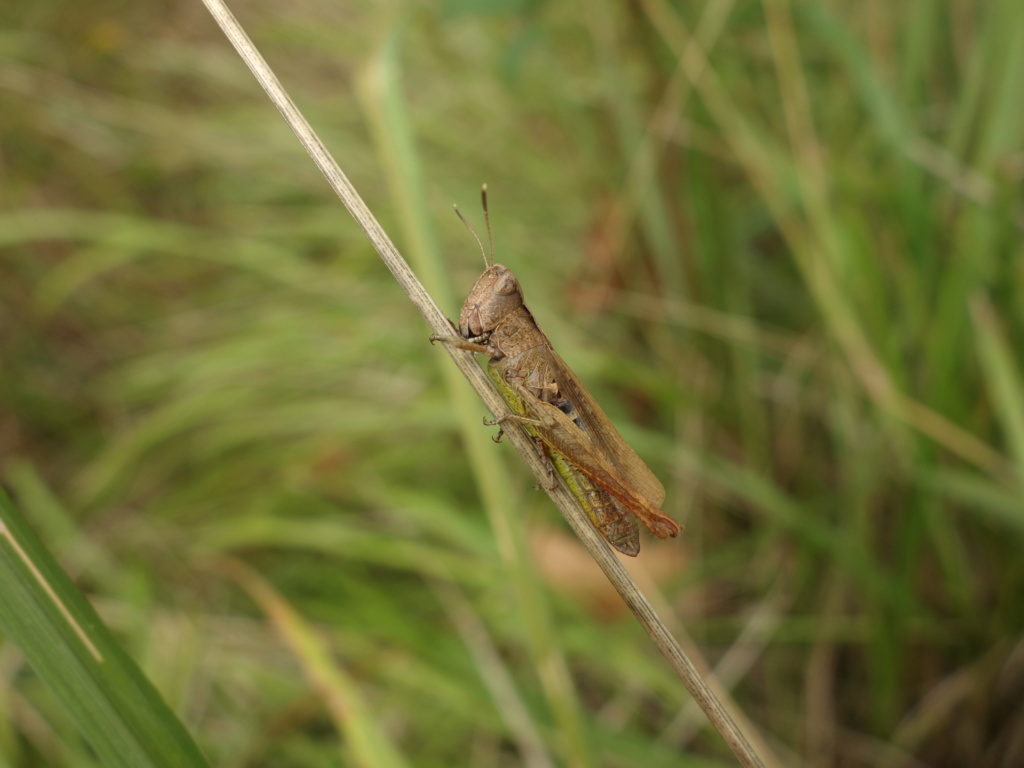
[2,0,1024,766]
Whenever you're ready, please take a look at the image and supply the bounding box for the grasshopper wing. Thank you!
[513,386,680,539]
[548,349,666,506]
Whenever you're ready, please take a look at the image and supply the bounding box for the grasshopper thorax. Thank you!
[459,264,524,339]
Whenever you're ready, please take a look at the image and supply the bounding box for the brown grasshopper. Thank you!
[432,188,680,556]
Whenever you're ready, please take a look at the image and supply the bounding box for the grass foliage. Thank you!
[2,0,1023,766]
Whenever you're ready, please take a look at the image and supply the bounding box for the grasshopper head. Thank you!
[459,264,523,339]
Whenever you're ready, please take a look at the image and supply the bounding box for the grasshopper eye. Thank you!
[494,270,519,295]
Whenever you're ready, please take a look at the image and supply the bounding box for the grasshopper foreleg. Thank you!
[429,334,496,356]
[483,411,546,443]
[484,413,546,429]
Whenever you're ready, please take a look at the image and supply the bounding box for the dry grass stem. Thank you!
[200,1,771,765]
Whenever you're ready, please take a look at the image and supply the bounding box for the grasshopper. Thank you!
[432,188,680,556]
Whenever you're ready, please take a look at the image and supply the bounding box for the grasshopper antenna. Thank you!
[481,184,494,268]
[453,203,489,269]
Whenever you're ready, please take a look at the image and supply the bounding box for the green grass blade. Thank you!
[224,559,412,768]
[0,490,210,768]
[970,297,1024,480]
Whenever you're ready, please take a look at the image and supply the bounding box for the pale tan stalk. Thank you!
[199,2,770,766]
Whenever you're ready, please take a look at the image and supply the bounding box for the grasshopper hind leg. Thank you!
[592,502,641,557]
[552,397,641,555]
